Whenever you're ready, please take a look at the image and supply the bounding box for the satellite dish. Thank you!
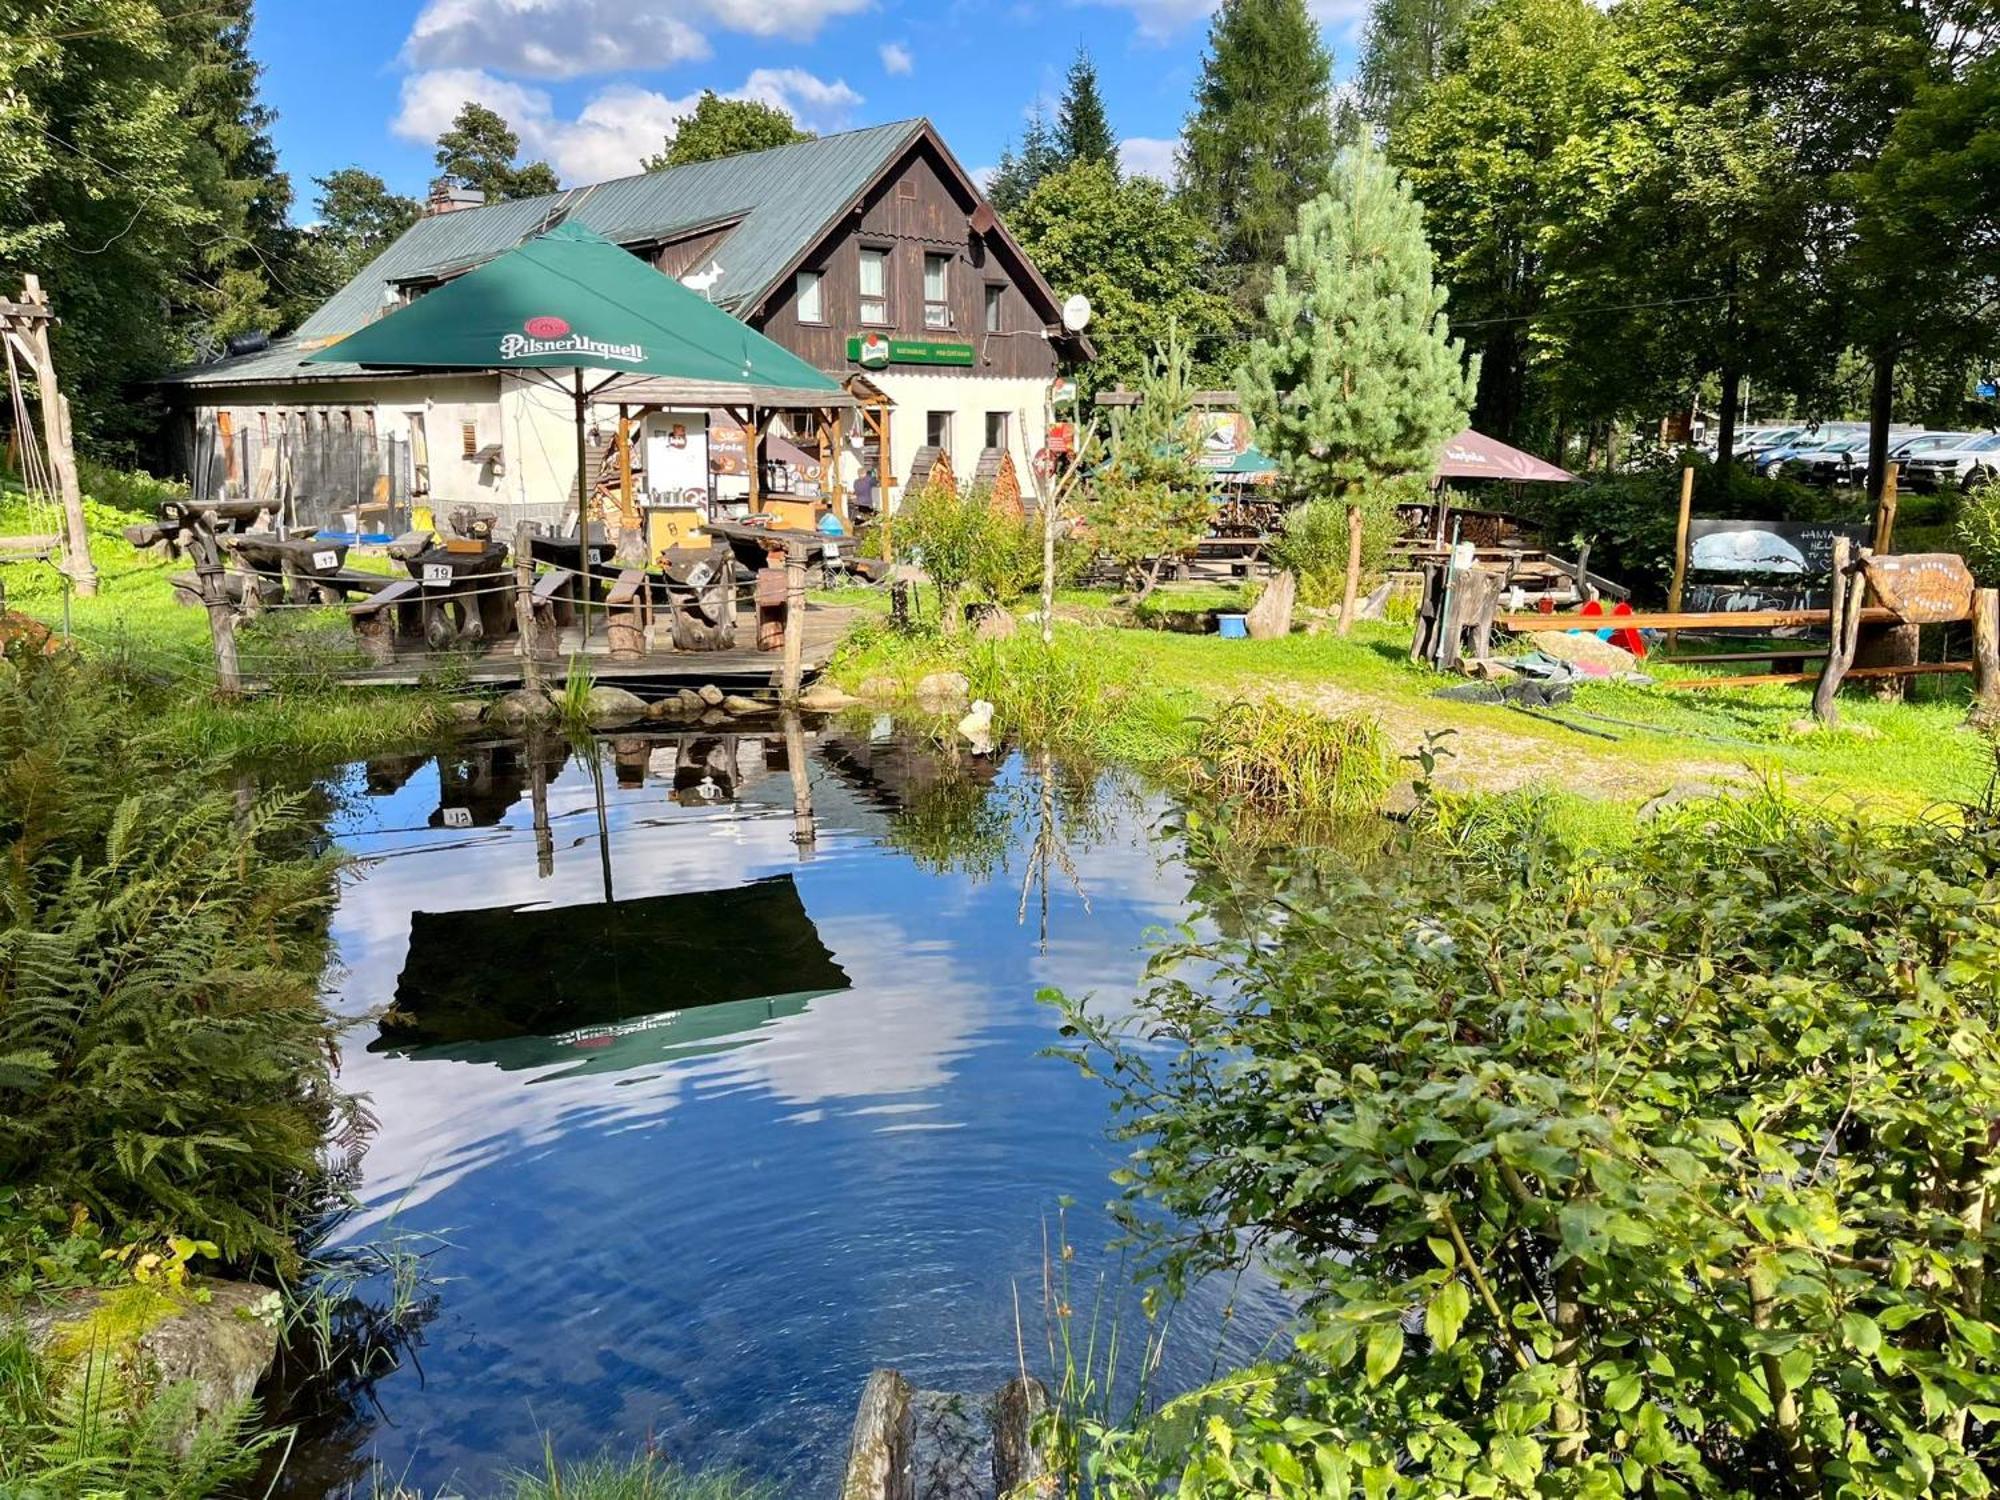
[1061,294,1093,334]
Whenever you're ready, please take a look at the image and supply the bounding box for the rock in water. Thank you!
[1246,570,1297,639]
[914,671,971,712]
[444,698,487,726]
[583,686,648,724]
[697,683,726,707]
[489,687,557,728]
[798,684,863,711]
[721,694,763,716]
[856,675,901,703]
[957,698,995,754]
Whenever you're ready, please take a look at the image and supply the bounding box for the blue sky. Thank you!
[252,0,1366,216]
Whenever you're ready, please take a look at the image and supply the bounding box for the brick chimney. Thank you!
[426,178,484,216]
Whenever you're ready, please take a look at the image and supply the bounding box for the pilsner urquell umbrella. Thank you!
[307,219,843,536]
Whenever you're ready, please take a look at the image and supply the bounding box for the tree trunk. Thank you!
[1866,348,1897,505]
[1716,361,1743,474]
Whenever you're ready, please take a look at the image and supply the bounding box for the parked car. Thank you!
[1787,428,1930,488]
[1899,432,2000,492]
[1734,425,1812,466]
[1755,425,1867,477]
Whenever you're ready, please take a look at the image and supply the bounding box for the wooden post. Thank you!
[1666,464,1694,652]
[1811,536,1853,725]
[1970,588,2000,731]
[1337,501,1364,636]
[878,404,895,562]
[747,409,763,515]
[513,520,543,694]
[780,536,807,700]
[13,279,96,596]
[1873,461,1900,555]
[190,523,241,696]
[830,407,849,529]
[615,406,642,565]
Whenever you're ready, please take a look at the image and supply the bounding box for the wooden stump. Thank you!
[1971,588,2000,731]
[1855,621,1920,702]
[667,556,738,653]
[1246,568,1296,639]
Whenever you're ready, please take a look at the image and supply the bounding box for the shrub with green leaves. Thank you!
[1270,482,1418,607]
[1058,789,2000,1496]
[0,647,352,1274]
[892,480,1041,632]
[1954,481,2000,586]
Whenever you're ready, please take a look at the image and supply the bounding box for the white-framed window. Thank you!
[859,247,890,325]
[795,268,825,324]
[984,284,1004,334]
[926,411,953,455]
[923,254,952,330]
[984,412,1009,450]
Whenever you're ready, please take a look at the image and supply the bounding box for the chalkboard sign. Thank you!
[1687,519,1870,577]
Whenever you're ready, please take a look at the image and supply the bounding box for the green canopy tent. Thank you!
[307,221,847,560]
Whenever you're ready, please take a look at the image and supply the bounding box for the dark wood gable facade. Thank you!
[750,131,1067,382]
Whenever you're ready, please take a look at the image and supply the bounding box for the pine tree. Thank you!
[1238,136,1479,496]
[435,102,559,202]
[1178,0,1337,319]
[988,105,1062,215]
[1056,46,1118,169]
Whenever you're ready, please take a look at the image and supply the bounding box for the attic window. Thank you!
[897,178,917,201]
[461,421,479,459]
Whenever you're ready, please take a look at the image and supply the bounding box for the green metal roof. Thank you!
[162,120,925,389]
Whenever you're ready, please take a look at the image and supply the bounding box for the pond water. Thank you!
[280,720,1290,1497]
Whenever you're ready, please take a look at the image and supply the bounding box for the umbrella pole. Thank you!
[575,371,592,659]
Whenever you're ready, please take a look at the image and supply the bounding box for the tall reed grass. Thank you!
[1178,699,1391,815]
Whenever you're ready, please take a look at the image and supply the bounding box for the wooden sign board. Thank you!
[1860,552,1975,625]
[1687,519,1870,577]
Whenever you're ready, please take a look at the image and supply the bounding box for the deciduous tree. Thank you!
[300,168,419,299]
[646,91,811,169]
[1011,161,1234,398]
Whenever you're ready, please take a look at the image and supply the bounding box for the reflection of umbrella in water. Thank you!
[371,875,848,1077]
[1689,530,1809,575]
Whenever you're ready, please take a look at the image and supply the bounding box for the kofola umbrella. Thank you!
[308,220,843,586]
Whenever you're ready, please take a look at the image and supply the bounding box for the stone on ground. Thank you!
[798,683,862,711]
[697,683,726,706]
[856,675,901,703]
[721,694,763,716]
[1523,630,1637,671]
[973,608,1017,641]
[444,698,487,726]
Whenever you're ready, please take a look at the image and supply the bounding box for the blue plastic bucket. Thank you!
[1217,613,1248,639]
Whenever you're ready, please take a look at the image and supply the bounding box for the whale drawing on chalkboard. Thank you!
[1690,530,1808,574]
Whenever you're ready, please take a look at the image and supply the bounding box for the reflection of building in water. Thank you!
[364,754,428,798]
[371,874,849,1079]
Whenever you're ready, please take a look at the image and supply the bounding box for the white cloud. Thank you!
[394,66,863,185]
[879,40,914,75]
[404,0,709,79]
[403,0,869,79]
[735,67,865,131]
[1118,135,1178,182]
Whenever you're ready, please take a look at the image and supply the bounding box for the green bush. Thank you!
[892,480,1042,631]
[1057,788,2000,1497]
[0,647,351,1274]
[1269,479,1416,607]
[1953,481,2000,585]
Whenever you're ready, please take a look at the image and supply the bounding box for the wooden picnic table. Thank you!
[223,533,351,604]
[399,539,513,648]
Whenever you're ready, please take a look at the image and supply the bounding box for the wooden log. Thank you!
[1874,461,1900,554]
[840,1369,914,1500]
[606,568,645,659]
[1857,621,1921,703]
[1410,561,1443,665]
[1665,662,1971,691]
[1971,588,2000,730]
[1337,502,1363,636]
[1494,606,1906,632]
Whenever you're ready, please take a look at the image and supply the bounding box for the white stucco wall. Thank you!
[867,371,1060,509]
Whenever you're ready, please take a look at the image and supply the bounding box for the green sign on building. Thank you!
[847,334,976,369]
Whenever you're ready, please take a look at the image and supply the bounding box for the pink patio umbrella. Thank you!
[1434,428,1576,484]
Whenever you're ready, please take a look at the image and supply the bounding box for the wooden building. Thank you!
[159,120,1090,530]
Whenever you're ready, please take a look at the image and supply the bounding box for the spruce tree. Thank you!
[988,105,1062,215]
[1237,137,1478,496]
[1178,0,1337,318]
[1056,46,1118,169]
[1357,0,1485,129]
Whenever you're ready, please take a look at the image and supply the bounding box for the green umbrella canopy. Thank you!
[308,221,840,394]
